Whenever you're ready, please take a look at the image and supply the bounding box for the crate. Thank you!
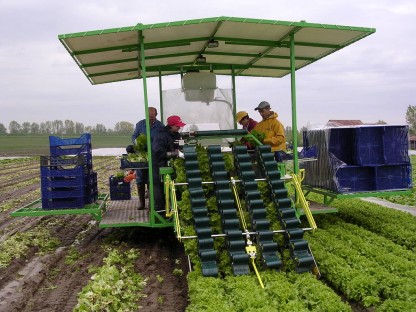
[50,145,92,157]
[354,126,384,166]
[383,126,410,165]
[40,154,91,167]
[41,186,85,199]
[375,165,412,190]
[40,165,90,179]
[335,165,375,193]
[49,133,91,147]
[328,128,356,164]
[49,134,92,156]
[120,154,147,169]
[109,175,131,200]
[42,197,85,210]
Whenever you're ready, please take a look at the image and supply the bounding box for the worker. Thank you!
[151,115,186,212]
[236,111,257,131]
[131,107,164,210]
[253,101,286,161]
[236,111,258,149]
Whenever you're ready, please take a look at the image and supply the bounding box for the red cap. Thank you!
[167,115,186,127]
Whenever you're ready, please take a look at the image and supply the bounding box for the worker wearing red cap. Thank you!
[151,115,186,211]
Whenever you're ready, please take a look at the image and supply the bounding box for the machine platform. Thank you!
[99,197,150,228]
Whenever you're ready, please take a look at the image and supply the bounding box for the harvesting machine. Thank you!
[12,17,412,281]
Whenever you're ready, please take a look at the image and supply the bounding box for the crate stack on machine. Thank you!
[40,133,98,209]
[302,125,412,193]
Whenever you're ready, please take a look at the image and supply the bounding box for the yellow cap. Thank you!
[236,111,248,122]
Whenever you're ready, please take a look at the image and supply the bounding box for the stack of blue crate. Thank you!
[40,133,98,209]
[302,125,412,193]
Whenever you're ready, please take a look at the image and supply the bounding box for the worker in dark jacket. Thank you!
[151,115,186,211]
[131,107,164,209]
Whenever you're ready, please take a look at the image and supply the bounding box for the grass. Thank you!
[0,134,131,156]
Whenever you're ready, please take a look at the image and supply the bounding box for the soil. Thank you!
[0,157,189,312]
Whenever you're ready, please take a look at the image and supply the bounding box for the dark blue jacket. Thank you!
[132,119,164,143]
[152,126,179,168]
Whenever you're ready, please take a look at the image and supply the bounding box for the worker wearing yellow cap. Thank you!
[236,111,257,132]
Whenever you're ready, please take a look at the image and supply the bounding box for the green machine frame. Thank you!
[11,16,409,227]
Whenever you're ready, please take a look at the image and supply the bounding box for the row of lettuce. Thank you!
[1,155,415,310]
[173,148,416,311]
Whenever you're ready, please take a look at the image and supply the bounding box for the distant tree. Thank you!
[406,105,416,134]
[64,120,75,134]
[85,126,93,133]
[21,122,31,134]
[284,126,292,145]
[9,121,21,134]
[114,121,134,134]
[94,123,107,134]
[0,123,7,134]
[52,120,64,134]
[376,120,387,124]
[31,122,40,134]
[75,122,85,134]
[42,121,53,134]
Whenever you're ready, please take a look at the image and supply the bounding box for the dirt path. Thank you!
[0,157,188,312]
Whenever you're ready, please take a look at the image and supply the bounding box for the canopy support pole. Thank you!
[232,66,237,129]
[289,33,299,175]
[159,69,164,122]
[139,30,155,224]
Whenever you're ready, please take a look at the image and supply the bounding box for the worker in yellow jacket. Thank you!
[253,101,286,161]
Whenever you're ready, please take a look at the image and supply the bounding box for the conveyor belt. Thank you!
[256,145,315,273]
[232,145,282,270]
[207,145,249,275]
[183,145,218,277]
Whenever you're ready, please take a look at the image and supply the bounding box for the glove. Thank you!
[123,171,136,183]
[166,150,179,159]
[178,151,185,159]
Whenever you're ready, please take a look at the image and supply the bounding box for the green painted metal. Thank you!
[10,194,108,220]
[58,15,376,85]
[159,71,163,122]
[302,185,412,206]
[139,30,156,226]
[290,33,299,175]
[232,66,237,130]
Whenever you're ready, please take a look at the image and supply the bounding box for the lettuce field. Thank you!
[0,155,415,311]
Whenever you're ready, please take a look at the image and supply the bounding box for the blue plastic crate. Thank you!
[109,175,131,200]
[383,126,410,165]
[41,175,85,188]
[84,191,98,205]
[328,128,356,164]
[42,196,85,209]
[50,145,92,157]
[40,154,91,167]
[335,165,375,193]
[40,165,89,179]
[41,186,85,199]
[354,126,384,165]
[375,165,412,190]
[49,133,91,147]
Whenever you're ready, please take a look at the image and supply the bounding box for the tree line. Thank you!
[0,120,135,135]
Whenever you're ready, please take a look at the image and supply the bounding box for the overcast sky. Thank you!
[1,0,415,131]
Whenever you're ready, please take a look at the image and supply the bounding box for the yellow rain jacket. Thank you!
[254,111,286,152]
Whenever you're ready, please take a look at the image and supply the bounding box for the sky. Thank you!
[1,0,416,131]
